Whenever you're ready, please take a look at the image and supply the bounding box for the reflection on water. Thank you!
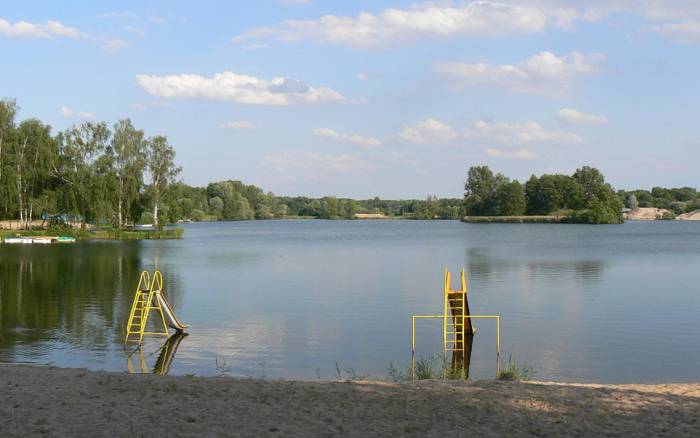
[2,220,700,382]
[126,332,188,375]
[450,335,475,380]
[467,248,606,283]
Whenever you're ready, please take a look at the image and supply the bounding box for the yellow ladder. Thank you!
[125,270,169,344]
[443,268,474,352]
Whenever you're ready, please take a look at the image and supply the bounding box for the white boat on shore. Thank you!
[2,235,76,244]
[3,237,34,244]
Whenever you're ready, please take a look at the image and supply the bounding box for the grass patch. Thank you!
[387,355,469,382]
[89,227,184,240]
[497,356,534,381]
[335,362,368,381]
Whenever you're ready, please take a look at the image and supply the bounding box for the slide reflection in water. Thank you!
[125,332,188,375]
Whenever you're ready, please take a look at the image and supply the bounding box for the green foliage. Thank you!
[465,165,623,224]
[190,209,205,221]
[147,136,181,226]
[464,166,509,215]
[494,181,526,216]
[618,187,700,214]
[625,193,639,210]
[139,211,154,225]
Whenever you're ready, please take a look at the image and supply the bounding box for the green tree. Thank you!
[111,119,146,227]
[223,192,254,220]
[464,166,508,215]
[573,166,605,199]
[494,181,526,215]
[209,196,224,218]
[55,122,112,227]
[0,99,18,218]
[15,119,56,227]
[146,136,181,226]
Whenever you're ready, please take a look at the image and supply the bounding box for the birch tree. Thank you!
[15,120,55,228]
[0,100,18,217]
[146,136,180,226]
[111,119,146,227]
[55,122,111,227]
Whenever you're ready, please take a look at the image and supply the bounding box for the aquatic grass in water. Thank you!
[497,356,533,381]
[387,355,470,382]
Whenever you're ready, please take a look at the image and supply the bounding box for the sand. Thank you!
[677,210,700,221]
[623,207,672,221]
[1,364,699,437]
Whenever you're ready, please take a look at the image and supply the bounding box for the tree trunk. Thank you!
[0,135,3,189]
[152,179,159,226]
[118,195,123,228]
[117,177,123,228]
[16,137,27,229]
[153,201,159,226]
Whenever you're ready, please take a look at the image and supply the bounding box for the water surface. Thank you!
[1,220,699,382]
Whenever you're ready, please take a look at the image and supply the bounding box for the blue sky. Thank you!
[1,1,699,198]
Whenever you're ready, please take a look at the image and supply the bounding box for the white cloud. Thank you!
[558,108,608,125]
[136,71,346,106]
[399,118,457,144]
[357,72,369,81]
[0,17,127,51]
[467,120,582,144]
[280,0,312,4]
[520,1,700,44]
[236,0,700,50]
[648,20,700,44]
[435,51,604,94]
[220,120,260,130]
[60,106,94,119]
[233,2,555,48]
[77,111,95,119]
[0,18,81,39]
[485,147,537,159]
[313,128,381,147]
[400,118,581,145]
[124,25,145,35]
[129,100,168,110]
[537,0,700,22]
[260,152,367,181]
[100,37,128,52]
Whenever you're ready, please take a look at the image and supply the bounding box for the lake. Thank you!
[1,220,699,382]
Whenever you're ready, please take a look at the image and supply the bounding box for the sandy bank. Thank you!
[1,364,699,437]
[677,210,700,221]
[623,207,671,220]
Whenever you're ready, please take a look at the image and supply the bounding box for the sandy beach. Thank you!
[1,364,699,437]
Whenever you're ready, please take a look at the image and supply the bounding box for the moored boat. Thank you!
[3,237,33,244]
[2,235,75,244]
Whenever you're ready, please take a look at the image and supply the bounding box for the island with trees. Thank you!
[462,165,624,224]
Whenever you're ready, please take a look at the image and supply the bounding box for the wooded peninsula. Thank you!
[1,99,699,232]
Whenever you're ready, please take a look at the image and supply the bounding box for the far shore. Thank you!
[462,215,569,223]
[1,364,699,436]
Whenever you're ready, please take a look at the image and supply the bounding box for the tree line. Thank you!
[464,165,624,224]
[4,99,696,227]
[0,99,179,228]
[0,99,467,227]
[619,187,700,217]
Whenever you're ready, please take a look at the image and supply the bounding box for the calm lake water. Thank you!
[1,220,699,382]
